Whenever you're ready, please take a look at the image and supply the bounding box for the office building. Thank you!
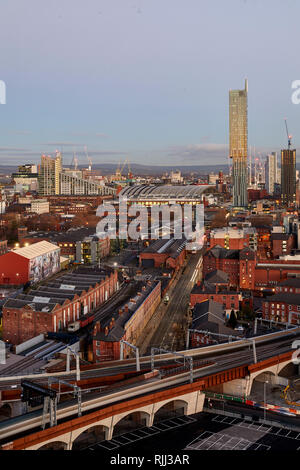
[281,149,296,206]
[38,152,62,196]
[265,152,278,195]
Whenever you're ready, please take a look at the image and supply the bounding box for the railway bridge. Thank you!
[0,328,299,450]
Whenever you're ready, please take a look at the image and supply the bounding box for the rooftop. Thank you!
[93,279,161,342]
[263,292,300,305]
[192,300,239,336]
[12,240,59,259]
[4,266,115,313]
[119,184,212,200]
[277,278,300,288]
[142,237,186,259]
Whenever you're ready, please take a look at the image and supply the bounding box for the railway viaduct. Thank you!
[0,349,296,451]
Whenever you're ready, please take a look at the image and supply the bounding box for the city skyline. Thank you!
[0,0,300,165]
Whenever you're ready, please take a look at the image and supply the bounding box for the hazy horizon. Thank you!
[1,0,300,166]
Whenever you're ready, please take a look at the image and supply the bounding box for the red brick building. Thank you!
[203,246,256,290]
[255,257,300,289]
[247,189,268,201]
[271,233,295,258]
[275,278,300,294]
[209,227,257,251]
[190,270,240,312]
[262,293,300,324]
[139,238,186,271]
[189,300,240,347]
[239,247,256,290]
[2,266,118,345]
[92,280,161,362]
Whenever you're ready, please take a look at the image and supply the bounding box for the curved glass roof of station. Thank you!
[119,184,213,200]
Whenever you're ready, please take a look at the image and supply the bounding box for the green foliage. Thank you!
[241,304,255,320]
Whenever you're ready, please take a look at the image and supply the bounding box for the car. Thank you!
[235,326,244,331]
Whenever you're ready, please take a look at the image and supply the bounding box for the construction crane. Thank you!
[284,118,292,151]
[115,158,132,180]
[84,145,92,171]
[71,148,78,170]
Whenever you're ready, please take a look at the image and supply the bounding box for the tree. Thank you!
[210,208,228,229]
[241,304,255,321]
[227,309,237,329]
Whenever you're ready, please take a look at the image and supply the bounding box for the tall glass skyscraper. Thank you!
[229,79,248,207]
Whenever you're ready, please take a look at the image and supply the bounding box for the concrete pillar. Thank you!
[10,401,25,418]
[108,416,114,441]
[245,375,253,397]
[149,403,155,427]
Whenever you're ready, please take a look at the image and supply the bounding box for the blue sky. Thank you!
[0,0,300,166]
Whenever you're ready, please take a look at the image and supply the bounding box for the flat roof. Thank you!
[13,240,59,259]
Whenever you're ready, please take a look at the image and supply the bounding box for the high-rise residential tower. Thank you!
[265,152,278,195]
[281,149,296,206]
[38,151,62,196]
[229,79,248,207]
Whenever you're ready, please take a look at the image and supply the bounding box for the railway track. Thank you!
[0,329,299,445]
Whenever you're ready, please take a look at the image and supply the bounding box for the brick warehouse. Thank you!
[92,280,161,362]
[2,266,118,345]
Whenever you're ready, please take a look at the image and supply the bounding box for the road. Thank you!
[139,251,203,355]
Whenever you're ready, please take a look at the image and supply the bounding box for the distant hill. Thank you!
[1,161,300,177]
[0,163,230,176]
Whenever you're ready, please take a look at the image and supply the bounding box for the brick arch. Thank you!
[72,423,109,450]
[0,403,12,421]
[112,409,151,428]
[277,359,296,376]
[37,440,68,451]
[248,369,277,396]
[112,409,151,436]
[153,398,189,418]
